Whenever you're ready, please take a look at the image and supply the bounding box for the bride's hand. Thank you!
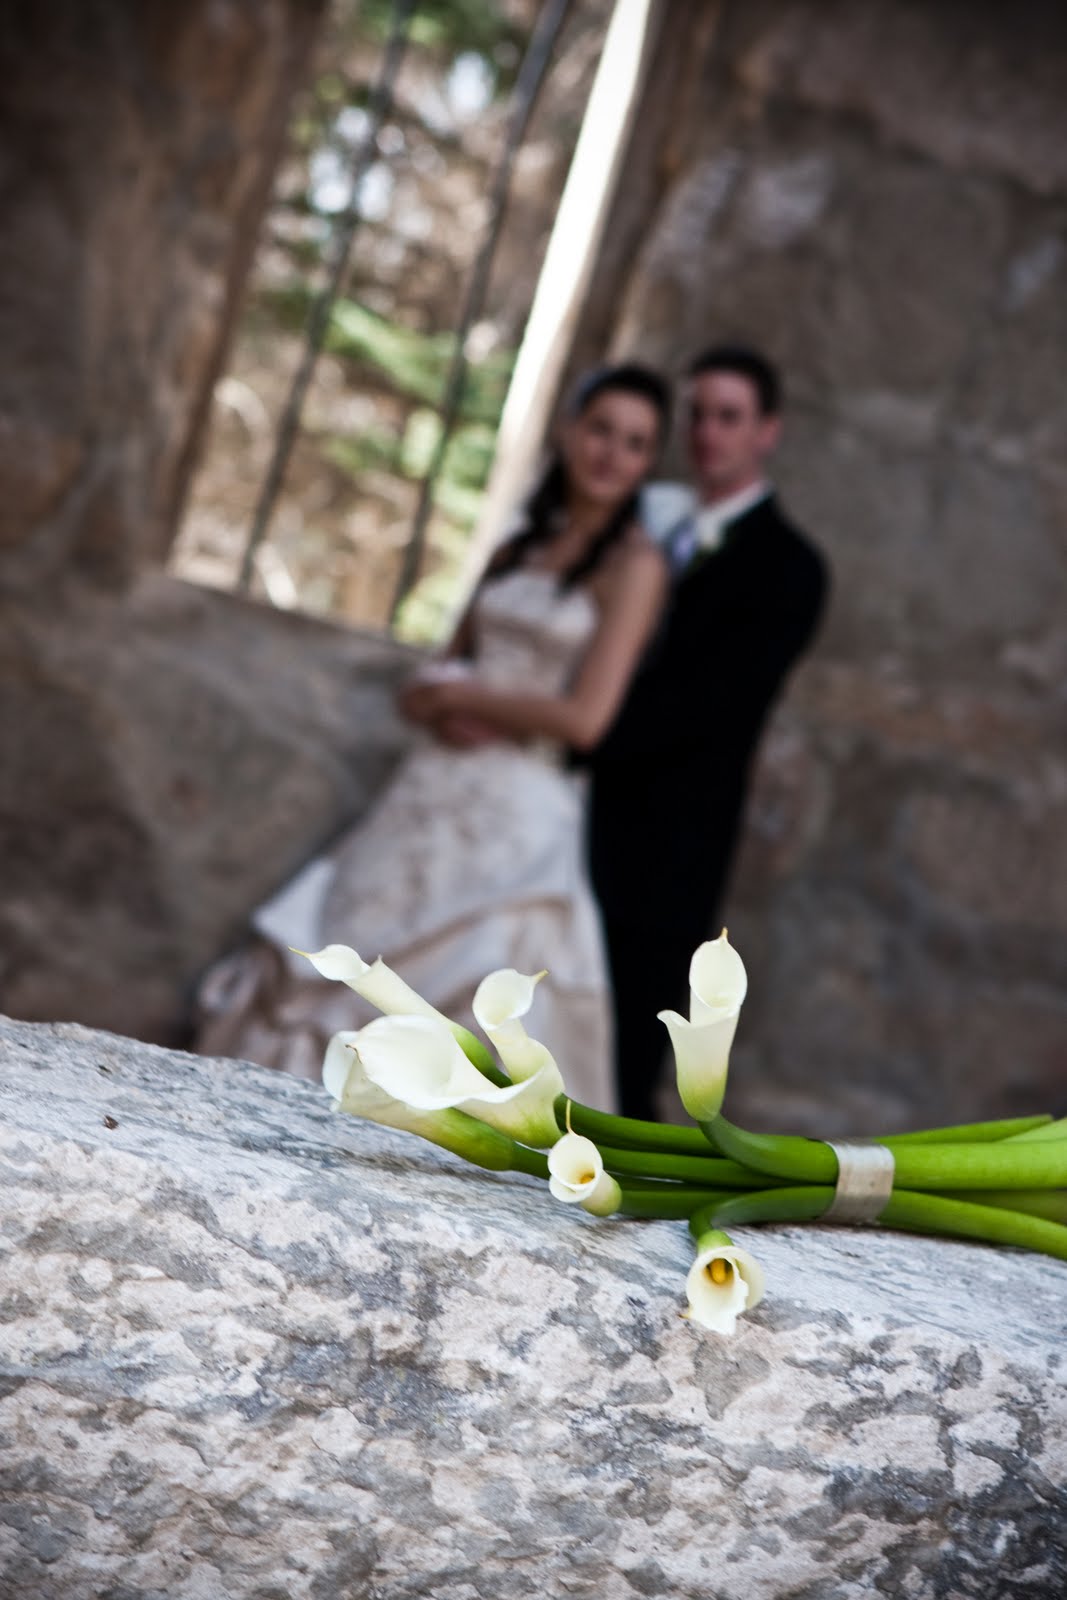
[400,679,456,724]
[399,676,487,724]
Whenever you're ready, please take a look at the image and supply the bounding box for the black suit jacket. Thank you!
[586,493,829,934]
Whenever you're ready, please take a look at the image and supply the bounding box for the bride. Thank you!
[196,363,671,1109]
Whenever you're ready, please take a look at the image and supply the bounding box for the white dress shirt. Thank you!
[640,479,772,573]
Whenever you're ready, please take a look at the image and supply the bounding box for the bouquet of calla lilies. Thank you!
[300,934,1067,1335]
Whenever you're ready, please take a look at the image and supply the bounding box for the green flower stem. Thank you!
[454,1026,511,1087]
[554,1097,715,1156]
[1003,1117,1067,1143]
[417,1109,548,1176]
[882,1189,1067,1261]
[707,1115,1067,1189]
[687,1177,1067,1260]
[688,1223,734,1256]
[704,1186,834,1227]
[688,1204,738,1244]
[932,1188,1067,1225]
[617,1184,736,1221]
[884,1114,1051,1144]
[599,1145,783,1187]
[693,1184,1067,1261]
[509,1142,550,1179]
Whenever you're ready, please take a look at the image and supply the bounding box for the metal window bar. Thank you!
[387,0,578,624]
[236,0,417,594]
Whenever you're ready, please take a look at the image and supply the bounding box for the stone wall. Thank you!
[0,1,399,1042]
[581,0,1067,1132]
[2,1014,1064,1598]
[0,0,328,587]
[0,572,410,1042]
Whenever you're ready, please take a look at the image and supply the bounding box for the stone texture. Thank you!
[1,1016,1065,1599]
[0,1,346,1041]
[577,0,1067,1133]
[0,0,325,587]
[0,574,411,1042]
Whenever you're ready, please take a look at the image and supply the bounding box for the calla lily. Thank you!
[354,1013,500,1109]
[658,930,748,1121]
[547,1132,621,1216]
[337,1013,561,1148]
[299,943,500,1078]
[684,1228,765,1335]
[300,944,445,1021]
[322,1029,515,1171]
[472,968,566,1094]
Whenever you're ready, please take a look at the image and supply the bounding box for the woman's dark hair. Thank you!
[489,362,671,589]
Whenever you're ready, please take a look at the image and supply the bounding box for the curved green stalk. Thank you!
[600,1146,782,1187]
[707,1115,1067,1189]
[932,1188,1067,1224]
[554,1097,715,1155]
[509,1143,550,1179]
[884,1114,1051,1144]
[455,1026,510,1087]
[690,1185,1067,1261]
[617,1184,735,1220]
[1003,1117,1067,1143]
[883,1189,1067,1260]
[706,1186,835,1227]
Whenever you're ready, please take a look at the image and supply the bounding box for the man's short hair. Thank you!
[687,344,782,417]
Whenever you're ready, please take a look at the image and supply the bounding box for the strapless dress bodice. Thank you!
[471,568,598,699]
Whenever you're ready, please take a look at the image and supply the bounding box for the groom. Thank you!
[586,344,829,1121]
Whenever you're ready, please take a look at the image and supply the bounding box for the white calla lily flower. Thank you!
[472,967,565,1091]
[338,1013,560,1148]
[547,1132,621,1217]
[300,944,500,1076]
[300,944,444,1021]
[684,1229,765,1335]
[658,930,748,1121]
[355,1014,498,1109]
[323,1030,515,1171]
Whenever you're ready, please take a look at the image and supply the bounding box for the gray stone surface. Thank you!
[2,1015,1065,1599]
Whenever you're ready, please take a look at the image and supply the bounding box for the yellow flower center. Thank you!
[578,1170,596,1185]
[707,1257,733,1286]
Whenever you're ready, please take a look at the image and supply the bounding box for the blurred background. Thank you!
[2,0,1065,1133]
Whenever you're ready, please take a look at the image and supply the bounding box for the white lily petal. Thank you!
[472,967,544,1032]
[322,1030,435,1131]
[580,1171,622,1217]
[688,931,748,1027]
[658,1008,738,1122]
[546,1132,616,1210]
[356,1014,494,1110]
[685,1243,766,1335]
[300,944,444,1022]
[322,1030,362,1101]
[488,1018,565,1087]
[460,1061,562,1148]
[472,968,559,1084]
[322,1029,522,1170]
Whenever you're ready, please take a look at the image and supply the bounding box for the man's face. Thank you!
[686,370,780,501]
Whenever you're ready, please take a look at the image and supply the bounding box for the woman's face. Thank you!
[560,389,662,509]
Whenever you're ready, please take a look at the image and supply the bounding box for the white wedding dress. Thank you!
[196,568,617,1110]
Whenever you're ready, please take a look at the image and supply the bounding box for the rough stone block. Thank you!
[0,574,412,1041]
[1,1015,1064,1598]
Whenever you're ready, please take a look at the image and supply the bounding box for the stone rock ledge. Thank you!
[0,1015,1064,1600]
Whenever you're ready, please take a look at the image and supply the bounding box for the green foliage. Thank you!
[356,0,524,65]
[328,299,513,423]
[259,283,514,424]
